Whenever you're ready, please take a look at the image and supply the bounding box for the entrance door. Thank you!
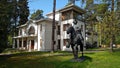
[23,41,27,49]
[31,40,34,50]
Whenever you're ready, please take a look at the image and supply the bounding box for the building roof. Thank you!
[46,10,59,16]
[59,4,86,14]
[36,18,53,23]
[17,18,58,28]
[46,4,86,16]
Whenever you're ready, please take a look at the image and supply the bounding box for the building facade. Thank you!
[13,4,86,51]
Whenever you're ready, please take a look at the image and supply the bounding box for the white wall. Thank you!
[37,24,40,51]
[44,22,52,51]
[47,12,60,21]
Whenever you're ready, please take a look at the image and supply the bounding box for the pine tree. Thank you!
[30,9,44,20]
[18,0,29,25]
[0,0,13,52]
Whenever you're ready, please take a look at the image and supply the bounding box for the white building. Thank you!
[13,4,86,51]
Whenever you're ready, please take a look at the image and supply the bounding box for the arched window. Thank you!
[28,26,35,35]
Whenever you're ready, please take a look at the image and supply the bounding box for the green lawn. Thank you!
[0,50,120,68]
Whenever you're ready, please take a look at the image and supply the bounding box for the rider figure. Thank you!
[73,19,84,43]
[66,19,84,48]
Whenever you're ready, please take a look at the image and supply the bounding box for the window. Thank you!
[57,26,60,35]
[28,26,35,35]
[61,11,72,21]
[63,24,69,31]
[81,25,83,32]
[64,39,69,46]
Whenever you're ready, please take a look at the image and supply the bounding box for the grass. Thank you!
[0,50,120,68]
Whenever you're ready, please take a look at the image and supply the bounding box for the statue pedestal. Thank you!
[70,56,86,62]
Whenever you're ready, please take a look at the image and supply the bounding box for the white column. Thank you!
[38,25,40,51]
[17,39,19,49]
[61,21,63,51]
[34,38,37,51]
[29,40,31,52]
[12,39,15,48]
[22,38,24,49]
[27,39,29,50]
[42,24,45,51]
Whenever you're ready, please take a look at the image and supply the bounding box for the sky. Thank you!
[28,0,84,17]
[28,0,68,16]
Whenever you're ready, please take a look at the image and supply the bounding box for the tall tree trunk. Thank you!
[111,0,115,52]
[111,0,114,12]
[52,0,56,52]
[14,0,17,36]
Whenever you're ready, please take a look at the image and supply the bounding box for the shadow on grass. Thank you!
[80,56,92,62]
[57,56,93,68]
[0,54,12,61]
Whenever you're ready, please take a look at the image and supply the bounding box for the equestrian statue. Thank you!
[66,19,84,60]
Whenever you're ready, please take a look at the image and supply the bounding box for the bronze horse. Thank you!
[66,25,84,59]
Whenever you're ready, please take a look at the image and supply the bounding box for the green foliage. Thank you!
[0,0,30,52]
[86,0,94,8]
[100,12,120,45]
[95,3,109,14]
[0,0,14,52]
[30,9,44,20]
[8,36,13,46]
[18,0,29,25]
[115,35,120,44]
[85,0,120,48]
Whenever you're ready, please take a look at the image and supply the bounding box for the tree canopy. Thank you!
[30,9,44,20]
[0,0,29,52]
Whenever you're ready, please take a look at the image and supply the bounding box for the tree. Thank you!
[51,0,56,51]
[96,0,120,51]
[83,0,98,46]
[30,9,44,20]
[0,0,30,52]
[0,0,13,52]
[12,0,19,36]
[18,0,29,25]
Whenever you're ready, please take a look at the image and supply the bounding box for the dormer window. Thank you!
[61,11,72,21]
[28,26,35,35]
